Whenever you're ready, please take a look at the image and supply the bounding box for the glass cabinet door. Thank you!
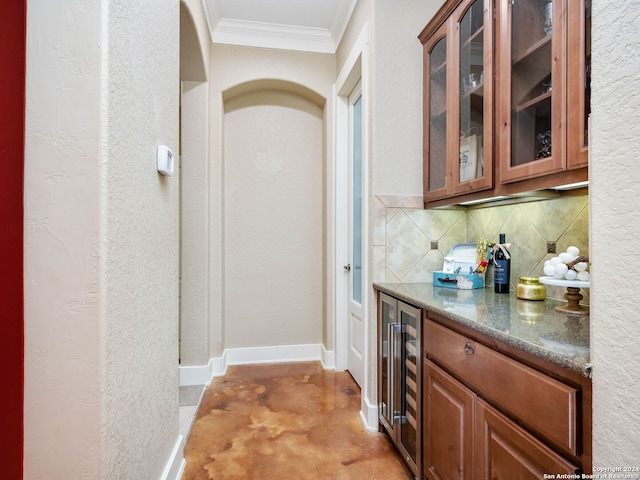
[454,0,493,194]
[567,0,590,168]
[423,0,493,203]
[424,22,451,200]
[499,0,566,183]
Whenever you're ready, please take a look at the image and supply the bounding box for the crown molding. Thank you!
[211,18,336,54]
[329,0,358,54]
[202,0,358,54]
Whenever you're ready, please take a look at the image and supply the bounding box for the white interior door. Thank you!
[346,82,365,388]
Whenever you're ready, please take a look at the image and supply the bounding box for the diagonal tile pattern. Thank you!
[182,362,412,480]
[376,194,589,301]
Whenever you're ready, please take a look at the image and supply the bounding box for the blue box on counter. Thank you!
[433,243,485,290]
[433,271,485,289]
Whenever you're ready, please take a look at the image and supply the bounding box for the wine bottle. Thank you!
[494,233,510,293]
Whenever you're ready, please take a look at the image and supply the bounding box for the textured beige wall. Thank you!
[372,0,445,196]
[24,2,102,477]
[336,0,372,72]
[210,45,335,98]
[590,0,640,467]
[180,0,211,82]
[103,0,180,475]
[208,45,336,356]
[180,81,210,366]
[25,1,181,478]
[223,91,324,348]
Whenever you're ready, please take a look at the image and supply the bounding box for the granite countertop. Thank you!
[374,283,591,378]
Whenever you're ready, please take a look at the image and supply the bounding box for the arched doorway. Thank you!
[221,81,326,355]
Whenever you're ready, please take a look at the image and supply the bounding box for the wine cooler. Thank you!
[378,292,422,478]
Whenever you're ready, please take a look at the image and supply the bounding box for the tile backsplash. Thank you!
[373,193,589,303]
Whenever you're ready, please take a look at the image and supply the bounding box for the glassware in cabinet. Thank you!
[455,0,493,193]
[422,0,494,203]
[424,24,450,200]
[498,0,567,183]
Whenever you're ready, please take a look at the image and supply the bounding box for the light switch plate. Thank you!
[157,145,174,176]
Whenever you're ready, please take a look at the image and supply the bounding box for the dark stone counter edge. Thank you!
[373,283,592,379]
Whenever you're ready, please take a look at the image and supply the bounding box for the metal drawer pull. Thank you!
[464,342,475,355]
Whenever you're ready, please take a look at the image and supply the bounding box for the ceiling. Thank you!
[203,0,358,54]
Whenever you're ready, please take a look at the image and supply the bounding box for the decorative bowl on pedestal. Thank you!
[538,277,590,315]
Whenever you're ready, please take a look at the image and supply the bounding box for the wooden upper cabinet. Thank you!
[423,21,452,201]
[567,0,591,169]
[421,0,494,203]
[420,0,590,207]
[498,0,591,179]
[497,0,567,183]
[455,0,494,195]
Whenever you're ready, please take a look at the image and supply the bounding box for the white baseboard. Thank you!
[179,360,214,386]
[180,344,335,386]
[225,343,323,366]
[160,434,185,480]
[321,344,336,369]
[360,395,379,432]
[209,352,227,379]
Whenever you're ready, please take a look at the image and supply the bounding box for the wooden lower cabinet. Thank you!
[375,289,592,479]
[476,398,579,479]
[423,360,474,480]
[423,359,580,480]
[424,319,579,457]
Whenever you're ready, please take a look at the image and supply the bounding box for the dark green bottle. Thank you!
[494,233,510,293]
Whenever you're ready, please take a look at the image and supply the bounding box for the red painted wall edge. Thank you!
[0,0,25,477]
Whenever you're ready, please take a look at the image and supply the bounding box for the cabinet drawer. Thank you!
[476,398,579,477]
[424,319,579,456]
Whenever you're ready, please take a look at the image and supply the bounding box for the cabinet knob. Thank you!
[464,342,475,355]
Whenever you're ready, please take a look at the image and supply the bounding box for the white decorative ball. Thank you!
[555,263,569,275]
[550,256,562,266]
[543,264,556,276]
[564,269,577,281]
[567,246,580,257]
[574,262,588,272]
[559,252,575,264]
[577,271,590,281]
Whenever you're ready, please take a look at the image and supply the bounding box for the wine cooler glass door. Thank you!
[398,302,421,477]
[379,294,395,430]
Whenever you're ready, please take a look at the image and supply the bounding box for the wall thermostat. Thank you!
[157,145,174,176]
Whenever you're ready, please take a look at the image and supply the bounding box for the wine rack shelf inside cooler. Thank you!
[404,323,418,431]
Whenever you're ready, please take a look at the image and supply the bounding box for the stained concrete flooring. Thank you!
[181,361,413,480]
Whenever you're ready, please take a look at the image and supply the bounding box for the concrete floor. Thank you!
[181,361,413,480]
